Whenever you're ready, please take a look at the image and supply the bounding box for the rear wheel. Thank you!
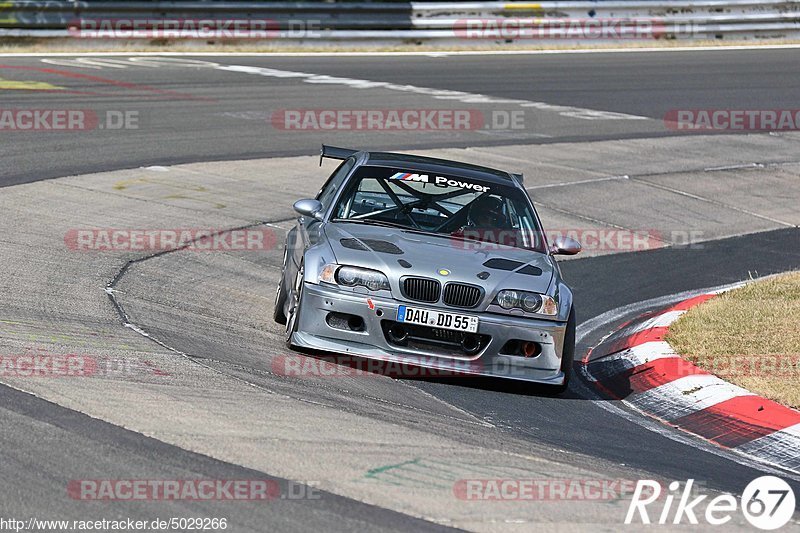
[284,264,304,349]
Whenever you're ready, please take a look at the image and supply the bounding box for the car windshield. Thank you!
[331,165,547,252]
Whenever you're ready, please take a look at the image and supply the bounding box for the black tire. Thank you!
[549,306,576,395]
[284,264,304,349]
[273,279,288,325]
[272,242,289,326]
[273,247,289,325]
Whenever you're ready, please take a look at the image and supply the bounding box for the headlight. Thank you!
[319,264,338,284]
[494,290,558,316]
[497,290,519,309]
[319,264,390,291]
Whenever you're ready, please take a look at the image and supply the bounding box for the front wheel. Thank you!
[284,264,304,349]
[273,246,290,325]
[549,306,576,395]
[273,279,288,325]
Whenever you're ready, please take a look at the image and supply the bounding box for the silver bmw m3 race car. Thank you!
[274,146,581,391]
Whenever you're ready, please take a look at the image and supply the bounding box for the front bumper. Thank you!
[292,282,568,385]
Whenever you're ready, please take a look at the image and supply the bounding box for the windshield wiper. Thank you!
[334,218,411,230]
[335,218,450,239]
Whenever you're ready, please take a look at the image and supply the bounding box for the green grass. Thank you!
[666,272,800,409]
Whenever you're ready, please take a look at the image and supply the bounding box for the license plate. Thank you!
[396,305,479,333]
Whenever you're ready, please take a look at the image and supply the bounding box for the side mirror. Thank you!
[550,236,581,256]
[293,199,323,220]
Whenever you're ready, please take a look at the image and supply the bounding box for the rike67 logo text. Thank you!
[626,477,795,530]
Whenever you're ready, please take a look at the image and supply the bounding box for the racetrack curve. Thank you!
[3,47,800,186]
[1,49,799,531]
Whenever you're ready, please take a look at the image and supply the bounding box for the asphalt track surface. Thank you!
[2,47,800,185]
[0,384,453,533]
[1,48,800,530]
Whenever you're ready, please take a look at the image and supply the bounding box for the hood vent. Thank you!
[483,258,524,271]
[362,239,403,255]
[340,238,403,255]
[517,265,543,276]
[340,238,369,251]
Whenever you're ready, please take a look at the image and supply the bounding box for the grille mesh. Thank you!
[402,277,441,303]
[443,283,482,308]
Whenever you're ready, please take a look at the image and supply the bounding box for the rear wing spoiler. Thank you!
[320,144,524,184]
[320,145,359,166]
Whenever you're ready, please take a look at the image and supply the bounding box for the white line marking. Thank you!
[73,58,136,69]
[705,162,765,172]
[40,58,103,69]
[473,129,552,138]
[127,57,221,68]
[199,62,650,121]
[519,102,643,120]
[526,174,629,190]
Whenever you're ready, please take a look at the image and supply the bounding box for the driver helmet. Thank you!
[468,195,505,228]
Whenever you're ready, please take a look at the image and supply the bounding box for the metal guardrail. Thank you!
[0,1,799,40]
[0,2,415,30]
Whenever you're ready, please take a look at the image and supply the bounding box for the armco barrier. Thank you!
[0,2,414,30]
[1,1,799,40]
